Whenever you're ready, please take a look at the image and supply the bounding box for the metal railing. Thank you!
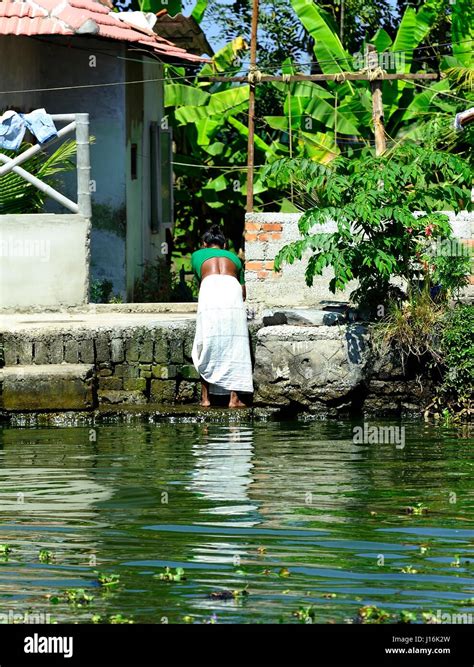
[0,113,91,217]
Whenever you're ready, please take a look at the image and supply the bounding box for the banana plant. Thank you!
[266,0,464,161]
[165,0,468,228]
[165,37,278,215]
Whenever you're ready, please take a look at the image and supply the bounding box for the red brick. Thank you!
[245,232,258,242]
[270,232,282,240]
[264,261,274,269]
[258,233,270,242]
[262,223,283,231]
[246,222,262,231]
[246,261,263,271]
[257,270,269,279]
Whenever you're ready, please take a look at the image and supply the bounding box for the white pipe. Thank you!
[0,154,79,213]
[0,122,76,176]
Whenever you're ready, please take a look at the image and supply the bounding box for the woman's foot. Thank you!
[200,379,211,407]
[229,391,246,408]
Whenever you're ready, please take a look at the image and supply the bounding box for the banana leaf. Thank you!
[206,85,249,115]
[191,0,208,23]
[290,0,354,100]
[165,83,210,108]
[451,0,473,66]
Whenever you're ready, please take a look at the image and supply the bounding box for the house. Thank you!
[0,0,208,301]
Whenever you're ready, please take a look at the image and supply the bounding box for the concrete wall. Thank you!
[0,214,90,311]
[244,212,474,311]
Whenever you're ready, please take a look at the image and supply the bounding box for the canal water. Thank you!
[0,419,472,624]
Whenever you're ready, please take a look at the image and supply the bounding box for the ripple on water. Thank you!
[0,420,472,623]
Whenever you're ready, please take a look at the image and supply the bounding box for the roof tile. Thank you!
[0,0,207,61]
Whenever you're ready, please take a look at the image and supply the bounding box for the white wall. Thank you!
[245,211,474,310]
[0,214,90,311]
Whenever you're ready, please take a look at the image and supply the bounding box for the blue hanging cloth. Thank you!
[22,108,58,144]
[0,110,27,151]
[0,108,58,152]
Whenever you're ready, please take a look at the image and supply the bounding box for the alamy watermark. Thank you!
[425,238,474,258]
[0,236,50,262]
[435,610,473,624]
[353,51,405,71]
[0,610,51,624]
[353,423,405,449]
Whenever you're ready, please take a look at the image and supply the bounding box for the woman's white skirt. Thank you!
[192,274,254,395]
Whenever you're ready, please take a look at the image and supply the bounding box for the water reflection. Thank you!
[0,421,472,623]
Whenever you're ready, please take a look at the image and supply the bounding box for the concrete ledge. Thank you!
[0,214,90,311]
[0,302,198,315]
[0,364,95,411]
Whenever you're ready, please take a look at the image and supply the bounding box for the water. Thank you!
[0,419,473,624]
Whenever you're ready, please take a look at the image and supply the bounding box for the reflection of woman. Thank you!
[191,225,254,408]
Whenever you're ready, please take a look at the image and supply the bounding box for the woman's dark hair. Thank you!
[202,224,226,248]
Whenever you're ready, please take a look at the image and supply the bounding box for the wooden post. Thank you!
[367,44,386,156]
[246,0,259,213]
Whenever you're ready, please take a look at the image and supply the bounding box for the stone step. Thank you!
[0,364,94,411]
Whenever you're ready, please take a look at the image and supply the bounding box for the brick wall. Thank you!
[244,212,474,311]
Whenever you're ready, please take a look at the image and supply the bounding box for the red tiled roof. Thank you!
[0,0,207,61]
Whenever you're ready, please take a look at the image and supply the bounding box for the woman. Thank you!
[191,225,254,408]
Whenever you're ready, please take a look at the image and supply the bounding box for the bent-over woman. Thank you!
[191,225,254,408]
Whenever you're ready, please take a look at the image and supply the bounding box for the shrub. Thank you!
[261,144,472,313]
[437,303,474,413]
[372,288,445,368]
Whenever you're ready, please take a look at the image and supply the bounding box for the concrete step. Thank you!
[0,364,94,411]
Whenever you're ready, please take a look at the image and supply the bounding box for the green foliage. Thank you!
[209,586,249,599]
[96,572,121,587]
[373,290,445,365]
[90,279,114,304]
[293,605,317,623]
[405,502,429,515]
[92,613,134,624]
[437,304,474,411]
[431,239,472,299]
[155,567,186,582]
[262,143,471,309]
[133,258,195,303]
[0,544,12,557]
[374,300,473,417]
[168,0,469,245]
[357,605,421,623]
[49,589,94,606]
[357,605,392,624]
[0,140,76,214]
[38,549,55,564]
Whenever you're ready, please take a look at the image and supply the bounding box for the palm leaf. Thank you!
[0,140,77,214]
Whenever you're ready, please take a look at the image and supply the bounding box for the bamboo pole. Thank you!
[246,0,259,213]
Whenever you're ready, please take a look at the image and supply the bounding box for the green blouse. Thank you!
[191,248,245,285]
